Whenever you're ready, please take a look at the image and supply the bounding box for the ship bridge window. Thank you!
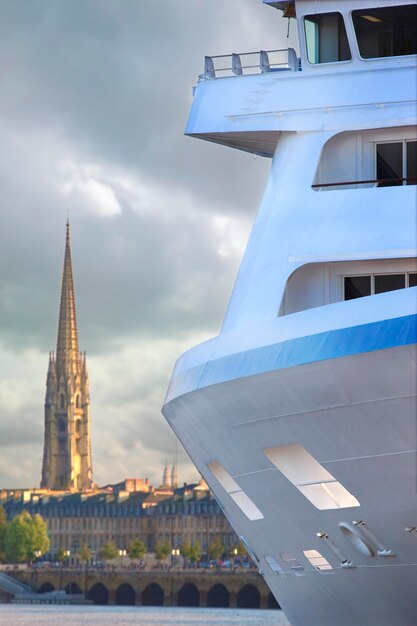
[344,272,416,300]
[352,6,417,59]
[377,141,417,187]
[305,12,351,64]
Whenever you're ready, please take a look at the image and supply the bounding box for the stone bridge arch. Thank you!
[37,582,55,594]
[207,583,229,608]
[115,582,135,606]
[177,582,200,607]
[88,582,109,605]
[65,582,82,595]
[237,583,260,608]
[142,582,164,606]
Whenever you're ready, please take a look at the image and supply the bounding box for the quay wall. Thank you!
[11,568,279,609]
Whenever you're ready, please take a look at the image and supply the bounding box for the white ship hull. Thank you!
[164,291,417,625]
[163,1,417,623]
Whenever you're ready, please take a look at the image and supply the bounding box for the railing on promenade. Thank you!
[0,571,32,595]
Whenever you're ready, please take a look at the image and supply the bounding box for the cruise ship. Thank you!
[162,2,417,624]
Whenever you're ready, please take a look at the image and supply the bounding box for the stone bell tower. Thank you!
[41,221,93,491]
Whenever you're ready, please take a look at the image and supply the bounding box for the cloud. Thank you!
[0,0,297,488]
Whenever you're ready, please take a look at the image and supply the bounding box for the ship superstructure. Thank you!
[163,2,417,625]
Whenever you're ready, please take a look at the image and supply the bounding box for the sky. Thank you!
[0,0,298,489]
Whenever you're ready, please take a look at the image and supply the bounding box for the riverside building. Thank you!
[1,481,238,558]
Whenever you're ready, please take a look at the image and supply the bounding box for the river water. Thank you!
[0,605,290,626]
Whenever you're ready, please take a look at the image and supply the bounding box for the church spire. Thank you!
[41,221,93,492]
[56,220,79,368]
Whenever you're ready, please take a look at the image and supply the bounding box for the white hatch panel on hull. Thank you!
[208,461,264,521]
[265,444,360,509]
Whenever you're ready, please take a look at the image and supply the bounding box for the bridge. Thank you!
[10,568,280,609]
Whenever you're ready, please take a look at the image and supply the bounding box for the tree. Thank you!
[5,511,49,563]
[208,537,224,561]
[189,541,202,564]
[128,539,145,560]
[180,542,191,559]
[0,507,8,562]
[154,541,171,563]
[180,542,191,568]
[78,542,92,563]
[30,514,50,559]
[55,547,66,564]
[99,540,118,561]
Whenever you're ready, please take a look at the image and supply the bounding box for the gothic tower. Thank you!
[162,461,171,488]
[41,221,93,491]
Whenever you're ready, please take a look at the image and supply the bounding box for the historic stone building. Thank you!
[41,222,93,492]
[155,482,239,553]
[1,482,238,558]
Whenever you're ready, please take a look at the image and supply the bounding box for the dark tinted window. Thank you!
[407,141,417,185]
[305,13,351,64]
[409,273,417,287]
[353,6,417,58]
[377,142,403,186]
[344,276,371,300]
[375,274,405,294]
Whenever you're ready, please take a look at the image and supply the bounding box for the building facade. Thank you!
[1,483,238,559]
[41,222,93,492]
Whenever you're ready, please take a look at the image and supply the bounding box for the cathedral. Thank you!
[41,222,93,492]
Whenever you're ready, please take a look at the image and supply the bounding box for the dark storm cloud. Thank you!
[0,1,297,486]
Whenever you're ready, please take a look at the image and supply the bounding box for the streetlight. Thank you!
[171,548,180,569]
[119,549,126,568]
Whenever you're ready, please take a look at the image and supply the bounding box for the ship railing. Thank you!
[312,177,417,190]
[201,48,299,80]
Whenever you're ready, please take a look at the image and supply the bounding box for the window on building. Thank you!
[58,418,66,433]
[265,444,360,510]
[75,419,81,434]
[344,272,415,300]
[377,140,417,186]
[305,12,351,64]
[352,6,417,59]
[75,395,80,409]
[60,394,65,409]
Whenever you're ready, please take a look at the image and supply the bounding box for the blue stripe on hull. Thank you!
[168,314,417,399]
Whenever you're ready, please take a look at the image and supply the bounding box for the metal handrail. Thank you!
[203,48,299,79]
[208,48,289,60]
[312,177,417,188]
